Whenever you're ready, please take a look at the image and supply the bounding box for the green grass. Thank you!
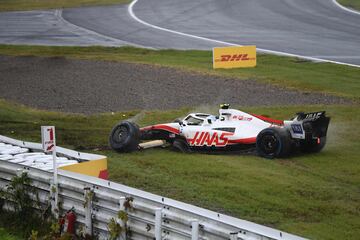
[0,99,359,239]
[338,0,360,11]
[0,45,359,100]
[0,210,50,239]
[0,228,22,240]
[0,0,130,12]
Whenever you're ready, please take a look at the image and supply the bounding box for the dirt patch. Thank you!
[0,55,350,114]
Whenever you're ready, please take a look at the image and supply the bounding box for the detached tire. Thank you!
[109,121,140,152]
[300,137,326,153]
[172,139,191,153]
[256,127,291,159]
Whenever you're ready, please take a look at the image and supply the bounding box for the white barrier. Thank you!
[0,161,308,240]
[0,135,307,240]
[0,135,108,179]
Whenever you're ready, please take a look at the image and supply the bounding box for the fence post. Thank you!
[84,187,93,236]
[154,208,162,240]
[230,232,238,240]
[118,196,126,240]
[191,220,199,240]
[50,180,59,218]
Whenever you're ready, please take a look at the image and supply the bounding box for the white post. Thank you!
[154,208,162,240]
[50,181,58,218]
[118,197,126,240]
[230,232,238,240]
[52,145,58,217]
[53,145,57,186]
[41,126,58,218]
[84,188,92,236]
[191,220,199,240]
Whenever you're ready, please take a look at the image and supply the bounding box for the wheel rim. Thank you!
[260,134,279,155]
[113,126,129,144]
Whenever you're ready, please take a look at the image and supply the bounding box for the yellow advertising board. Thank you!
[213,45,256,69]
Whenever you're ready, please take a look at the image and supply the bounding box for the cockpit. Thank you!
[183,113,217,126]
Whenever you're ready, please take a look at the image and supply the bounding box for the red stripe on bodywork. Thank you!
[250,114,284,125]
[140,124,180,134]
[228,137,257,144]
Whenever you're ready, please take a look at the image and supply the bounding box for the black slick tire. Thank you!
[172,139,191,153]
[109,121,140,152]
[256,127,292,159]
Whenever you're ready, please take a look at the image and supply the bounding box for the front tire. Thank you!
[256,127,291,159]
[109,121,140,152]
[172,139,191,153]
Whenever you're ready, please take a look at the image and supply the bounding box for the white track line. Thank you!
[56,9,150,48]
[332,0,360,15]
[312,56,360,59]
[128,0,360,68]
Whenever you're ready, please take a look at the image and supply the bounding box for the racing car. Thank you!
[109,104,330,158]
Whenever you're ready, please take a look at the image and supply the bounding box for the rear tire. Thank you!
[300,137,326,153]
[256,127,291,159]
[109,121,140,152]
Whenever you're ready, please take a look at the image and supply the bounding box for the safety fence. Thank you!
[0,160,307,240]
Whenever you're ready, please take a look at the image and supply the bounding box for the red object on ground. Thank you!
[64,209,77,234]
[98,169,109,180]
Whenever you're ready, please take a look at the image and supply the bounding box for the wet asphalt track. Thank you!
[0,0,359,66]
[0,9,129,46]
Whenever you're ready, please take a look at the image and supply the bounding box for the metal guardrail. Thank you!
[0,160,307,240]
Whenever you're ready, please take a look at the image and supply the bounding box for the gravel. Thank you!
[0,55,350,114]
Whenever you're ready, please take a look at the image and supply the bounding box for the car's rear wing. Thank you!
[285,111,330,140]
[300,111,330,139]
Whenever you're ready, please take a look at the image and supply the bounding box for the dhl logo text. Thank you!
[215,54,255,62]
[187,132,233,147]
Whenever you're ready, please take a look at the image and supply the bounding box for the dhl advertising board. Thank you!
[213,46,256,69]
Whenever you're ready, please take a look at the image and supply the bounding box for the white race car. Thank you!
[109,104,330,158]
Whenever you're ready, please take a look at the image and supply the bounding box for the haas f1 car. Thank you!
[109,105,330,158]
